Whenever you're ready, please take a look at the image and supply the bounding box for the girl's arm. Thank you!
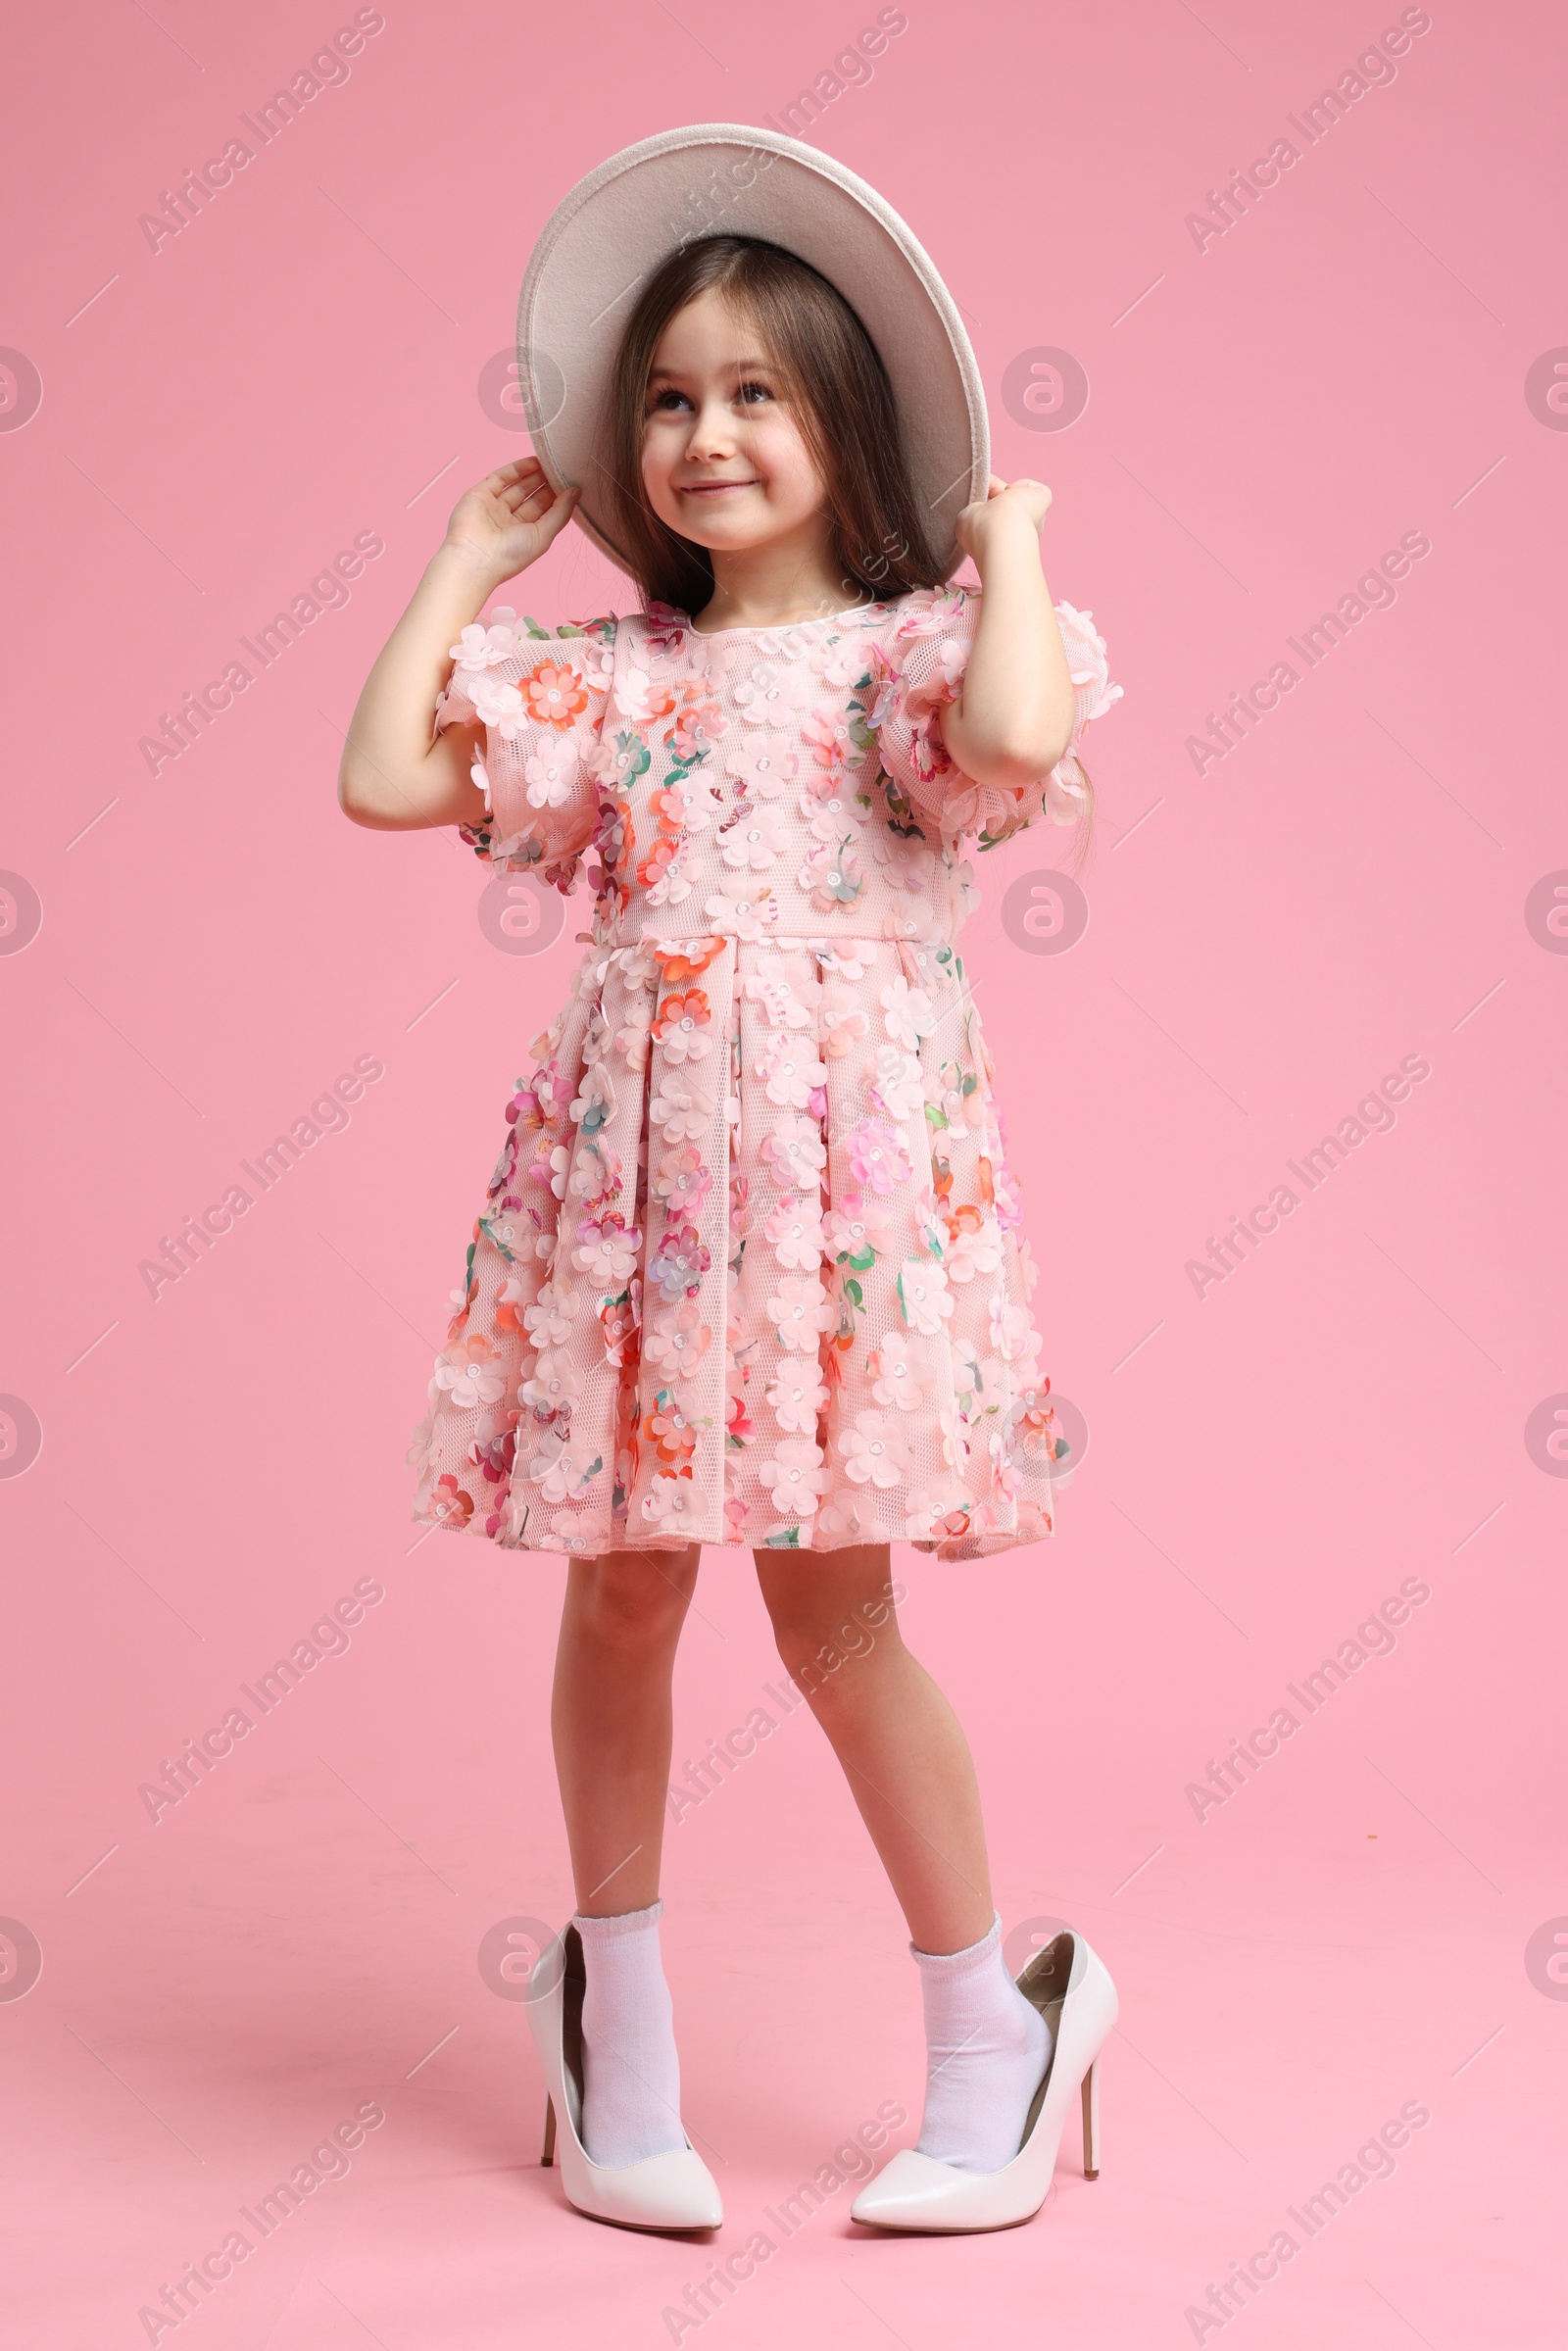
[941,475,1078,791]
[337,457,579,831]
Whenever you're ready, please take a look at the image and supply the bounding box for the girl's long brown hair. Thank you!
[603,234,947,616]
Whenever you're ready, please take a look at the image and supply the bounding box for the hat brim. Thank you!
[515,123,989,586]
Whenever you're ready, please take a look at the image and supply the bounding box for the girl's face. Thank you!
[640,287,827,557]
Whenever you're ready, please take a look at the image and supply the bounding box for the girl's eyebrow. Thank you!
[646,357,777,388]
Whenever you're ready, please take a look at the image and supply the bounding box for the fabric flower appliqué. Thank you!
[766,1274,834,1352]
[825,1197,892,1268]
[868,1336,932,1410]
[614,666,675,727]
[758,1038,829,1112]
[945,1208,1004,1284]
[898,1258,955,1336]
[449,621,519,672]
[765,1368,829,1432]
[904,1484,971,1542]
[758,1439,829,1518]
[990,1295,1036,1362]
[798,842,864,910]
[846,1119,910,1197]
[724,728,799,799]
[432,1333,507,1411]
[763,1197,825,1270]
[426,1472,473,1528]
[650,776,719,833]
[468,672,526,739]
[641,1470,700,1527]
[803,781,864,845]
[523,1284,578,1348]
[719,808,787,871]
[643,1301,712,1385]
[570,1211,641,1287]
[802,707,854,773]
[837,1409,913,1489]
[527,1435,598,1505]
[650,1078,716,1145]
[651,988,712,1063]
[810,633,875,690]
[665,690,726,765]
[521,1357,579,1414]
[640,837,695,908]
[704,889,774,941]
[652,1143,712,1217]
[816,1493,877,1543]
[760,1120,828,1191]
[522,660,590,730]
[730,662,789,722]
[820,993,869,1059]
[870,1046,925,1125]
[742,970,814,1032]
[648,1221,710,1302]
[523,741,579,808]
[644,1396,698,1467]
[612,1001,654,1071]
[881,975,936,1051]
[816,939,875,982]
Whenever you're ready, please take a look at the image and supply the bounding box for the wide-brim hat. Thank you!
[515,123,990,584]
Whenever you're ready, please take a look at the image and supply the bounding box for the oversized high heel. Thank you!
[850,1928,1116,2232]
[523,1923,723,2232]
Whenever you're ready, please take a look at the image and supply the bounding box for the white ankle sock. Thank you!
[912,1913,1052,2174]
[572,1899,686,2167]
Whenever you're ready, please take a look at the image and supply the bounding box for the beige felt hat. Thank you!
[515,123,990,583]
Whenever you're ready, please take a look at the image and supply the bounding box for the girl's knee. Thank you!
[762,1579,903,1690]
[773,1621,876,1683]
[568,1549,697,1648]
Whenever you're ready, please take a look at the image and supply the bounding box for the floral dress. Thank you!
[407,584,1119,1559]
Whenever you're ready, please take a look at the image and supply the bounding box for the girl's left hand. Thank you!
[954,473,1053,565]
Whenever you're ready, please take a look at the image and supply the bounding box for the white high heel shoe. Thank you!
[523,1923,723,2232]
[850,1928,1116,2232]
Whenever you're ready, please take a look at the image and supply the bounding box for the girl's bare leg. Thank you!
[752,1544,995,1955]
[547,1546,704,2166]
[755,1543,1051,2174]
[550,1545,701,1916]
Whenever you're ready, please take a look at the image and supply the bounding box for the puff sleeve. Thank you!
[873,586,1121,851]
[437,610,617,888]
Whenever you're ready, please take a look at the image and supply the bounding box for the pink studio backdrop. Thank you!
[2,3,1564,2345]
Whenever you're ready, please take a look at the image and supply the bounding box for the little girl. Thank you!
[341,148,1119,2236]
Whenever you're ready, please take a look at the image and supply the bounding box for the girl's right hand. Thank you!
[443,456,580,583]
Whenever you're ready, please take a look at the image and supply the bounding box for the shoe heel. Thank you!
[542,2094,557,2167]
[1080,2060,1101,2180]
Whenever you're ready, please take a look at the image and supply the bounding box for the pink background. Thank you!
[3,1,1565,2343]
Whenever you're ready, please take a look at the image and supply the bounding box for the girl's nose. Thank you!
[687,399,738,459]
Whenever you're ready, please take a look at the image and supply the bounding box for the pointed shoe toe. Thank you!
[563,2132,723,2231]
[849,2146,1034,2230]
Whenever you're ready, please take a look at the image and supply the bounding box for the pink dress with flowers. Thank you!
[407,585,1119,1558]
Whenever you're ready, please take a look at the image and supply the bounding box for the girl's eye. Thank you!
[646,380,773,416]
